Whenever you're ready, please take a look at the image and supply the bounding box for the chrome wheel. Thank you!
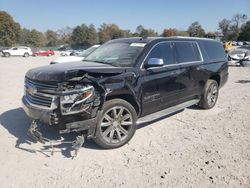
[100,106,133,143]
[207,83,218,107]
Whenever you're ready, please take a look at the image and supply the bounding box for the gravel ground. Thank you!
[0,55,250,188]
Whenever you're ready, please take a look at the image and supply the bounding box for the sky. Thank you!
[0,0,249,33]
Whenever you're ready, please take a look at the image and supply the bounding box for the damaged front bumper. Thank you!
[22,96,100,139]
[28,120,85,157]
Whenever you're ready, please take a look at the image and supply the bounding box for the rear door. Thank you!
[140,42,183,116]
[173,41,203,101]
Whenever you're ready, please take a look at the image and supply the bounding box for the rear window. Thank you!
[175,42,201,63]
[202,41,226,60]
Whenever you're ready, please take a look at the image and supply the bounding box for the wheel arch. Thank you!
[209,74,221,87]
[105,94,140,116]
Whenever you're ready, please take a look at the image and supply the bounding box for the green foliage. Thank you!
[45,30,59,46]
[238,21,250,41]
[26,29,47,47]
[187,22,205,37]
[0,11,21,46]
[218,14,248,41]
[1,11,249,47]
[18,28,31,46]
[98,24,129,44]
[135,25,157,38]
[71,24,98,46]
[57,26,73,44]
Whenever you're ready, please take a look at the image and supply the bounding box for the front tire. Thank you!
[198,79,219,109]
[94,99,137,149]
[24,52,29,57]
[4,52,10,57]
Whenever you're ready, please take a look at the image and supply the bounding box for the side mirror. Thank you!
[145,58,164,68]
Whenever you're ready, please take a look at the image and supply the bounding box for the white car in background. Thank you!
[60,50,74,56]
[51,45,100,64]
[2,46,32,57]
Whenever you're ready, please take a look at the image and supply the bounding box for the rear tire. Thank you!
[94,99,137,149]
[198,79,219,109]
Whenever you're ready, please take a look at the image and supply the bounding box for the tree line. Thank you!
[0,11,249,47]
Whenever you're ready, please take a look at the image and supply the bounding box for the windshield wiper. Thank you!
[82,59,107,64]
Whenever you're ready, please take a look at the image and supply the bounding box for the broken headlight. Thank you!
[60,84,94,115]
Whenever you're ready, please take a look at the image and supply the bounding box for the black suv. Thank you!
[22,37,228,149]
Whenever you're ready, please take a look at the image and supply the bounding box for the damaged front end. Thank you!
[22,73,105,156]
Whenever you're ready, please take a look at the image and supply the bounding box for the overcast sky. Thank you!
[0,0,249,33]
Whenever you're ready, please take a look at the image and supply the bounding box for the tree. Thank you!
[98,24,125,43]
[218,14,248,41]
[187,22,205,37]
[18,28,31,46]
[0,11,21,46]
[87,24,99,45]
[57,26,73,44]
[162,28,177,37]
[45,30,59,46]
[218,19,231,40]
[27,29,47,47]
[231,14,248,29]
[71,24,98,46]
[71,24,88,45]
[238,21,250,41]
[134,25,157,38]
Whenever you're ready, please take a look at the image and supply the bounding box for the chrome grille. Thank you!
[26,92,53,108]
[25,77,58,90]
[24,77,58,109]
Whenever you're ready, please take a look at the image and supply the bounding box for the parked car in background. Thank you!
[51,45,100,64]
[70,50,84,56]
[60,50,74,56]
[2,46,32,57]
[228,45,250,66]
[237,41,244,46]
[32,49,55,56]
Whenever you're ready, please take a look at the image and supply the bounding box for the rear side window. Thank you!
[175,42,201,63]
[202,41,226,60]
[147,42,175,65]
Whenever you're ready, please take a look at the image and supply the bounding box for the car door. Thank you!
[17,48,25,56]
[173,41,203,101]
[140,42,182,116]
[11,47,19,56]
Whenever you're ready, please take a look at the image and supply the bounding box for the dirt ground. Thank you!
[0,55,250,188]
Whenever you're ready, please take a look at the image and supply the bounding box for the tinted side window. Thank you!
[202,41,226,59]
[175,42,201,63]
[147,42,175,65]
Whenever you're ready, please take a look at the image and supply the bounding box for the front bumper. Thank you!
[22,96,56,124]
[22,96,100,138]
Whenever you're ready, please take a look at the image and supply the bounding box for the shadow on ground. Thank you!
[236,80,250,84]
[1,107,185,157]
[0,107,100,158]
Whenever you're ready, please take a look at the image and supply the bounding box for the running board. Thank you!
[136,99,199,125]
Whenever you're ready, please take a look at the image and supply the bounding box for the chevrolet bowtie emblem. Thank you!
[27,87,37,95]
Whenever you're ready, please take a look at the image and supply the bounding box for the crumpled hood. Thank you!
[26,61,126,82]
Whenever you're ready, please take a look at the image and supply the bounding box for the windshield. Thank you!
[79,46,99,57]
[84,42,146,67]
